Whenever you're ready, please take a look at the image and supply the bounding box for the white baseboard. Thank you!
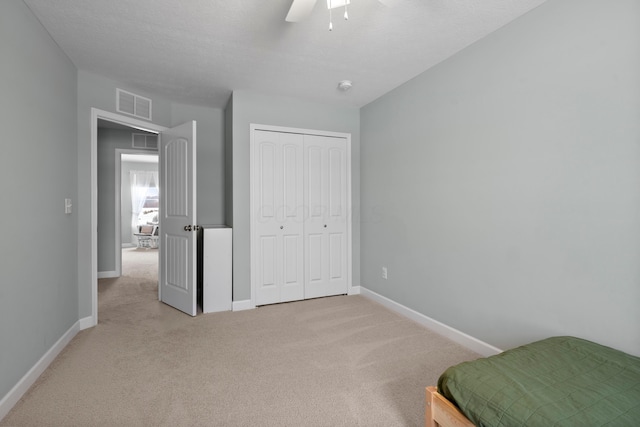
[0,320,80,421]
[359,287,502,357]
[348,285,361,295]
[79,316,95,330]
[232,300,253,312]
[97,271,117,279]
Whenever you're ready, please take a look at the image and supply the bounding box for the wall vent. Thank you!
[117,88,152,121]
[132,133,158,150]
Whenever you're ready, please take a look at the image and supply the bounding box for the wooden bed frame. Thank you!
[425,386,475,427]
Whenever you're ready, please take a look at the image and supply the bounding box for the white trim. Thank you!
[232,300,253,312]
[249,124,353,307]
[249,127,256,309]
[114,149,123,276]
[115,148,121,277]
[250,123,352,140]
[348,285,361,295]
[359,287,502,357]
[0,320,80,421]
[97,270,118,279]
[79,316,94,330]
[91,108,167,328]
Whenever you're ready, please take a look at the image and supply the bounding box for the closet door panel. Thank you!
[280,133,304,302]
[256,234,279,305]
[305,231,325,299]
[329,233,343,279]
[253,130,304,305]
[304,135,348,298]
[326,140,347,296]
[325,231,347,295]
[257,142,276,220]
[308,233,323,282]
[282,141,302,220]
[325,141,348,297]
[281,233,304,302]
[306,145,323,219]
[304,137,326,299]
[329,147,345,218]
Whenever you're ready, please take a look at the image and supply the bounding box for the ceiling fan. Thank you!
[286,0,398,23]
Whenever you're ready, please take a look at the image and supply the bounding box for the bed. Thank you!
[425,336,640,427]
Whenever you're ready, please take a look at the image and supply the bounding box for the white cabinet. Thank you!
[201,226,232,313]
[251,127,351,307]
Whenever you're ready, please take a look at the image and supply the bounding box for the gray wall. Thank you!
[230,90,361,301]
[97,127,124,271]
[0,0,78,400]
[171,103,226,226]
[77,71,225,318]
[360,0,640,355]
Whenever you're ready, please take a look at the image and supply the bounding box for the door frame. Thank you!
[249,123,354,309]
[90,108,166,326]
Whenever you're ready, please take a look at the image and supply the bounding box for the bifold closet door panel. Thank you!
[253,130,304,305]
[304,135,348,299]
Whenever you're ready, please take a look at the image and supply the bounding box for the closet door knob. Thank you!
[184,225,192,231]
[280,226,284,230]
[324,224,327,228]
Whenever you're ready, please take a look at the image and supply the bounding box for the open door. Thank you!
[159,121,197,316]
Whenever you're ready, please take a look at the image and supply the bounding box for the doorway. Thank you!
[97,122,160,314]
[97,121,159,278]
[90,109,167,326]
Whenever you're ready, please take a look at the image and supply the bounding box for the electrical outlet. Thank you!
[382,267,388,280]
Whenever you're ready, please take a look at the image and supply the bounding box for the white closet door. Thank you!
[304,135,348,299]
[253,131,304,306]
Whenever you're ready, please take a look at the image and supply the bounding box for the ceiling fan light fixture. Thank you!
[327,0,350,10]
[327,0,351,31]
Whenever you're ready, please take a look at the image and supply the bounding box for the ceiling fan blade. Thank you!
[286,0,318,22]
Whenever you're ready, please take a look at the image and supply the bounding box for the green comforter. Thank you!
[438,336,640,426]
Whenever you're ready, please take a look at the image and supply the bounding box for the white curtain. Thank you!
[130,170,159,235]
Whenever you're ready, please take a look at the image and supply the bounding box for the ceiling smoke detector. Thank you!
[337,80,353,91]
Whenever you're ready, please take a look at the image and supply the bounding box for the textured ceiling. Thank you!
[23,0,547,109]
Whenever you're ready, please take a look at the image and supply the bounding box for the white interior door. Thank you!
[304,135,348,299]
[159,121,197,316]
[253,130,304,306]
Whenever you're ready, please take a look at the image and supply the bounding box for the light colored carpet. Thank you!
[1,248,479,426]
